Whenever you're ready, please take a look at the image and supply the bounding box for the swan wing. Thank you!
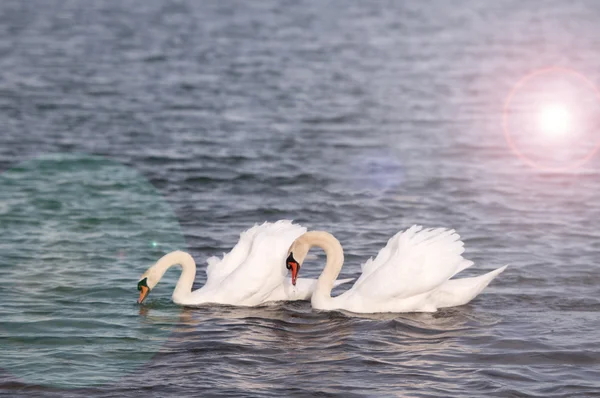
[353,230,404,288]
[204,223,263,286]
[217,220,307,304]
[351,225,473,300]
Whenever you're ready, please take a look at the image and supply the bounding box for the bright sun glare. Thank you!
[538,103,572,137]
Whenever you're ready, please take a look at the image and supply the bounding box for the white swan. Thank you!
[136,220,352,306]
[285,226,507,313]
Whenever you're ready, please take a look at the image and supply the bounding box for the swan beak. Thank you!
[138,285,150,304]
[286,253,300,286]
[290,262,298,286]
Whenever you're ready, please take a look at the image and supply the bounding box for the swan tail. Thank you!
[428,265,508,309]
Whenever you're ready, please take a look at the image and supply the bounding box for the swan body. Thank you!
[287,226,507,313]
[136,220,352,306]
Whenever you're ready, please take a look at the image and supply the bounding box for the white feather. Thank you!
[311,226,507,313]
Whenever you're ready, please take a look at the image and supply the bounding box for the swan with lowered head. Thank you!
[136,220,352,306]
[285,226,507,313]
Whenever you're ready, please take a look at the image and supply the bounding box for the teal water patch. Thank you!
[0,153,186,388]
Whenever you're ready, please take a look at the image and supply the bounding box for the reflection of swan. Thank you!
[137,220,352,306]
[286,226,507,313]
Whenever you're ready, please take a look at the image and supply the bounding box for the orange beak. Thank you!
[138,285,149,304]
[289,262,298,286]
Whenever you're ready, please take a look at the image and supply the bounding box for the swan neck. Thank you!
[301,231,344,301]
[156,251,197,302]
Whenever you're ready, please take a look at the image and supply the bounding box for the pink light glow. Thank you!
[503,67,600,172]
[537,103,572,138]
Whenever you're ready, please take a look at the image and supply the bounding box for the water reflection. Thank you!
[136,301,501,385]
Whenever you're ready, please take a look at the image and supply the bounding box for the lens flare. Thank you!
[503,67,600,172]
[538,103,572,137]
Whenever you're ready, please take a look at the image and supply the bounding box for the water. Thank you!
[1,0,600,396]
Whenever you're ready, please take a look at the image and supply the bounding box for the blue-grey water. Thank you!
[1,0,600,397]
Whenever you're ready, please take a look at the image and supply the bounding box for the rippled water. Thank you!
[1,0,600,397]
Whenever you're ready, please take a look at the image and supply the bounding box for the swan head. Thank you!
[137,277,151,304]
[286,252,300,286]
[137,266,162,304]
[286,238,310,286]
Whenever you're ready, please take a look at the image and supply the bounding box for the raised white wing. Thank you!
[353,231,402,288]
[204,223,263,286]
[350,225,473,300]
[217,220,307,304]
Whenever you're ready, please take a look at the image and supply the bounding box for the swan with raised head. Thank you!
[136,220,352,306]
[285,225,507,313]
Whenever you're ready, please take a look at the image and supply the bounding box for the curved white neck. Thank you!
[297,231,345,308]
[154,251,197,302]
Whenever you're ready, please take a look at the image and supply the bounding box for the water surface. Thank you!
[1,0,600,397]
